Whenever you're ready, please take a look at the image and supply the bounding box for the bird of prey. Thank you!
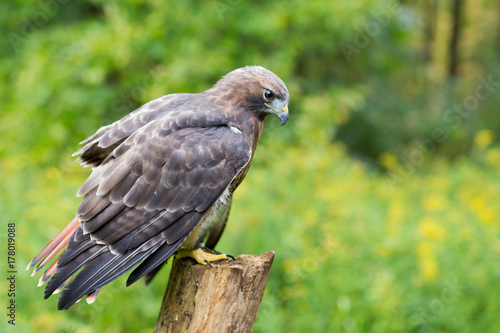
[28,66,289,310]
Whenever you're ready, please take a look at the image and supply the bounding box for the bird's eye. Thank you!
[263,90,275,102]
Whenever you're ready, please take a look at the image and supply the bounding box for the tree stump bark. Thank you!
[154,251,275,333]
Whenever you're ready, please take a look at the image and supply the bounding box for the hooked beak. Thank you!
[266,103,289,126]
[277,105,289,126]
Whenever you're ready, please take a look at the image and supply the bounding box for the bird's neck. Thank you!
[224,110,264,153]
[243,114,265,154]
[204,89,266,152]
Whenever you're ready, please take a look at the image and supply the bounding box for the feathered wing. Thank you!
[74,93,196,167]
[33,111,251,310]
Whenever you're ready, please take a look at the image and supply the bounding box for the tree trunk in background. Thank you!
[422,0,438,63]
[448,0,463,78]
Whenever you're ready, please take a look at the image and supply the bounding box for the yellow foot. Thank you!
[175,248,235,266]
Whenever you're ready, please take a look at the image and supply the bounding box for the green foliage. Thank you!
[1,0,499,332]
[240,137,500,333]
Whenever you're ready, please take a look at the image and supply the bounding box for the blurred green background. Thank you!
[1,0,499,332]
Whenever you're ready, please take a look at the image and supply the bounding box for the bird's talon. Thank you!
[176,248,234,265]
[201,246,215,254]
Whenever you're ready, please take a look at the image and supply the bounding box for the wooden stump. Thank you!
[154,251,275,333]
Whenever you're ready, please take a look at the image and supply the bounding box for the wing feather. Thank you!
[41,116,251,309]
[82,202,127,234]
[74,94,194,167]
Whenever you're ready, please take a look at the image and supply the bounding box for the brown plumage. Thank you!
[28,66,289,310]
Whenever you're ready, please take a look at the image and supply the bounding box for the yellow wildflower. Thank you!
[379,152,399,170]
[469,197,486,212]
[486,148,500,167]
[417,241,438,281]
[477,208,495,225]
[474,129,494,149]
[422,194,446,212]
[418,217,447,240]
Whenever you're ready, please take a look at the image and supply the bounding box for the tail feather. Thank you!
[38,253,62,286]
[31,209,201,310]
[28,217,79,270]
[53,277,71,294]
[57,229,97,268]
[33,231,73,276]
[44,243,106,298]
[57,242,162,310]
[126,241,178,286]
[143,263,165,285]
[86,288,101,304]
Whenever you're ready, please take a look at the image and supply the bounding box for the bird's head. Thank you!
[214,66,290,126]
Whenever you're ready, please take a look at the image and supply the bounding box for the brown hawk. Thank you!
[28,66,289,310]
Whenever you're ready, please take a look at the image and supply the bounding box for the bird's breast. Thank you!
[198,189,232,240]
